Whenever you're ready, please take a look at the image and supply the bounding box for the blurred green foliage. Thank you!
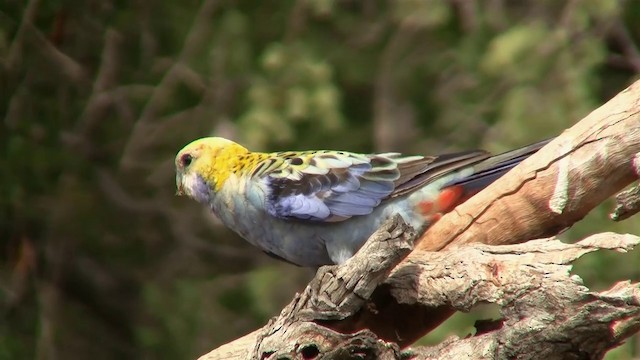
[1,1,640,359]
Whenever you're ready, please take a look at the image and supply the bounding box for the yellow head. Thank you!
[175,137,251,201]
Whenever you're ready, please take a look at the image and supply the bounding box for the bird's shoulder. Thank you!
[247,150,430,222]
[249,150,372,178]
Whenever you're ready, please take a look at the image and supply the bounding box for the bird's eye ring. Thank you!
[181,154,193,167]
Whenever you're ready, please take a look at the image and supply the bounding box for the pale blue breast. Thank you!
[212,174,334,266]
[209,168,473,267]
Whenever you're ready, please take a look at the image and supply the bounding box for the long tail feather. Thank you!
[446,138,552,193]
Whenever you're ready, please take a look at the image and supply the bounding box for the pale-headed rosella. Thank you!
[175,137,548,267]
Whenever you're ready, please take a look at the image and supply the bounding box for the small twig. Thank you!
[301,215,415,320]
[119,0,220,170]
[96,169,162,214]
[373,21,422,152]
[608,21,640,73]
[75,29,123,135]
[5,0,40,70]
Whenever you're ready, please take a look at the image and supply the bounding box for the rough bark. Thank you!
[198,80,640,359]
[201,225,640,360]
[348,79,640,345]
[415,80,640,251]
[611,183,640,221]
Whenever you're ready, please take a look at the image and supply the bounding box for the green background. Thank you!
[2,1,639,359]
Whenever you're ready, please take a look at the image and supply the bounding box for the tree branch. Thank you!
[351,79,640,345]
[417,80,640,251]
[200,230,640,359]
[611,183,640,221]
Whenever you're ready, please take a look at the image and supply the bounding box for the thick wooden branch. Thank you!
[199,81,640,358]
[351,80,640,345]
[387,233,640,360]
[201,230,640,359]
[416,81,640,251]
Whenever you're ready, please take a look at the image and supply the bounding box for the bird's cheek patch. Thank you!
[183,174,212,204]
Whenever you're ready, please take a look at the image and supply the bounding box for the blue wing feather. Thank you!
[261,152,401,222]
[284,194,331,219]
[261,150,492,222]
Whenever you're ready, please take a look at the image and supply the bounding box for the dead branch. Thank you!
[200,223,640,359]
[198,80,640,358]
[416,81,640,252]
[351,79,640,345]
[611,183,640,221]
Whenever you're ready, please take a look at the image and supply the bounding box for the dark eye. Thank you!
[181,153,193,167]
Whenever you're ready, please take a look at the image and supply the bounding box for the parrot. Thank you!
[175,137,550,267]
